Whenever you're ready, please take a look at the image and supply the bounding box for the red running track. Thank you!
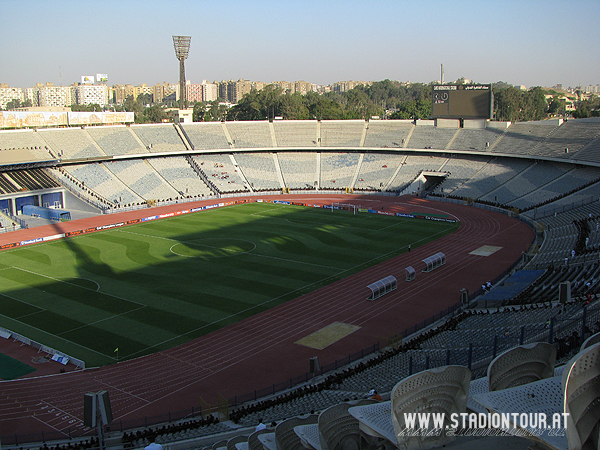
[0,194,534,441]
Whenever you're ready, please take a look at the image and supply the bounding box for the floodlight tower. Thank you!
[172,35,191,109]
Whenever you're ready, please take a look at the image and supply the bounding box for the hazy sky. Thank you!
[1,0,599,89]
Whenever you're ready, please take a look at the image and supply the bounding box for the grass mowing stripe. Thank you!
[10,267,145,312]
[19,310,88,335]
[0,202,458,366]
[0,312,118,359]
[0,292,45,318]
[59,325,152,361]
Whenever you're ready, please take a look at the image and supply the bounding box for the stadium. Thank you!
[1,116,600,450]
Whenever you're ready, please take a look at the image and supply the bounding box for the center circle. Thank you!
[170,238,256,259]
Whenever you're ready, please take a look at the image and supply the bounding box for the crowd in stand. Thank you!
[554,319,600,358]
[26,437,99,450]
[121,415,220,448]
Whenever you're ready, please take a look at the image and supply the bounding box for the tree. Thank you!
[136,93,153,106]
[139,105,167,123]
[70,103,103,112]
[523,87,548,121]
[123,95,143,114]
[494,85,549,122]
[192,101,206,122]
[389,99,431,120]
[301,91,344,120]
[228,89,265,121]
[494,86,523,122]
[5,99,22,110]
[204,100,228,122]
[547,96,567,116]
[280,92,309,120]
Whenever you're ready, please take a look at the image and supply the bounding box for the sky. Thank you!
[1,0,599,90]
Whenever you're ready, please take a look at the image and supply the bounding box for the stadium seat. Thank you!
[228,435,249,450]
[472,342,600,450]
[317,399,378,450]
[293,424,321,450]
[248,429,273,450]
[580,331,600,351]
[275,415,319,450]
[257,432,277,450]
[349,365,471,450]
[487,342,557,392]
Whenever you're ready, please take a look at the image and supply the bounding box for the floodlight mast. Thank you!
[172,36,191,109]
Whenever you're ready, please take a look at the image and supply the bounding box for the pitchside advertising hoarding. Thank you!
[431,84,493,119]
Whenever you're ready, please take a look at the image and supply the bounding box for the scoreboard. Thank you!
[431,84,493,120]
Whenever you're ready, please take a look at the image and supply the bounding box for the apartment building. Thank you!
[0,84,24,109]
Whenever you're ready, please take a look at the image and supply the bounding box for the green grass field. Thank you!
[0,202,458,367]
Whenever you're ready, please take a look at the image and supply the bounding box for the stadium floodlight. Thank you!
[172,35,191,110]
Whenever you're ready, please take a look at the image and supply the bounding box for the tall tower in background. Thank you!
[172,36,191,109]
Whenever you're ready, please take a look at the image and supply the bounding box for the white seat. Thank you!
[466,376,489,413]
[294,424,321,450]
[228,435,249,450]
[581,331,600,351]
[349,365,471,450]
[391,365,471,450]
[564,342,600,450]
[276,415,319,450]
[487,342,556,392]
[468,343,557,415]
[348,401,395,444]
[249,429,273,450]
[235,442,249,450]
[318,400,377,450]
[258,432,277,450]
[473,342,600,450]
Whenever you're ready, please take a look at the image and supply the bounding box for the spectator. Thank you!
[370,389,382,402]
[144,436,162,450]
[255,418,267,432]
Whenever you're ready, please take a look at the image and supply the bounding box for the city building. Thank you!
[152,82,178,104]
[133,84,153,102]
[202,81,218,102]
[0,84,24,109]
[271,81,292,92]
[293,81,313,95]
[332,80,370,93]
[185,81,204,103]
[76,84,109,106]
[38,83,74,108]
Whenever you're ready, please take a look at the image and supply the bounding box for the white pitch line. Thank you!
[57,305,147,336]
[0,310,117,359]
[12,266,145,307]
[245,252,346,270]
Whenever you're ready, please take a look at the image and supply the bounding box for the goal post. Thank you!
[332,202,357,215]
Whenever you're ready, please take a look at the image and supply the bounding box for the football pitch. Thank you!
[0,202,459,367]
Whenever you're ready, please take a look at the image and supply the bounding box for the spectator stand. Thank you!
[422,252,446,272]
[405,266,416,281]
[366,275,397,301]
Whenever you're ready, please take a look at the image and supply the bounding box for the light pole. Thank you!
[172,36,191,110]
